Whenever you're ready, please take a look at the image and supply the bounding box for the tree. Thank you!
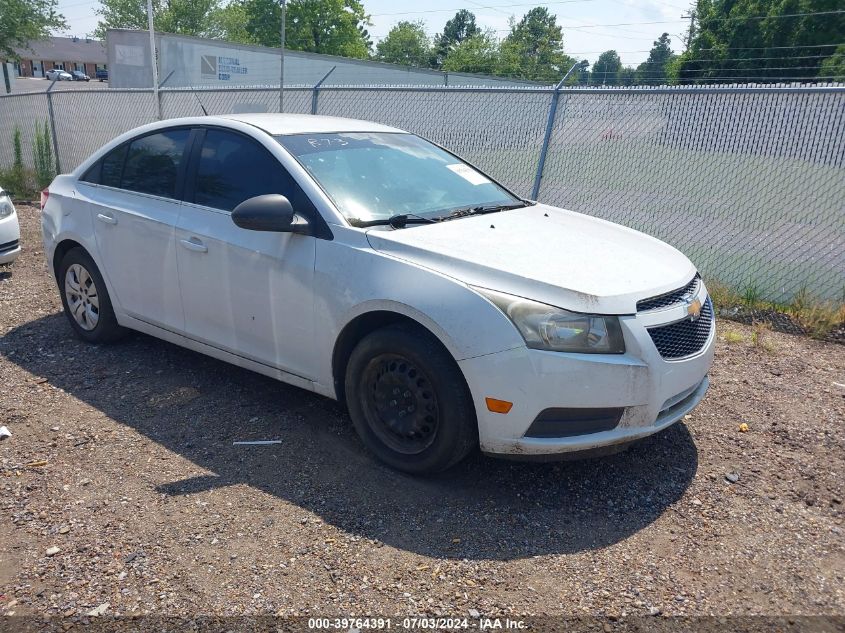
[214,0,371,58]
[0,0,66,59]
[619,66,637,85]
[635,33,676,85]
[677,0,845,84]
[593,50,622,85]
[442,30,499,75]
[375,21,431,67]
[433,9,480,68]
[818,44,845,81]
[499,8,574,82]
[94,0,221,40]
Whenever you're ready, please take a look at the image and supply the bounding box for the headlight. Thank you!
[0,194,14,219]
[475,287,625,354]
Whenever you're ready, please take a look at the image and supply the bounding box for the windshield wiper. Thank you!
[435,201,529,222]
[348,213,439,229]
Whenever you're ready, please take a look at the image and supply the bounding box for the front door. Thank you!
[86,128,191,333]
[175,128,318,380]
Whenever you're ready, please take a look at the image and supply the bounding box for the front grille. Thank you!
[0,239,19,253]
[647,298,713,360]
[637,274,700,312]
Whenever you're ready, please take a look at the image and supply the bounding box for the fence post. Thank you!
[45,78,61,174]
[311,66,336,115]
[531,61,586,201]
[157,70,174,119]
[531,86,563,201]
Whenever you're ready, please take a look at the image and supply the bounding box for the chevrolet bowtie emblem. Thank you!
[685,295,702,321]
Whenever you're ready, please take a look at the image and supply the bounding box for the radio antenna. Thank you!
[167,67,208,116]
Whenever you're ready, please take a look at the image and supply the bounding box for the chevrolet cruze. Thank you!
[41,114,715,473]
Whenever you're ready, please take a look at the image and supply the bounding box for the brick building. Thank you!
[11,36,107,79]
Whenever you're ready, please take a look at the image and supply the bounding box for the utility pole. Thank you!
[680,11,696,51]
[147,0,161,119]
[279,0,286,113]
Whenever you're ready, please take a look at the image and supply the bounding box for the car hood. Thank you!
[365,204,697,315]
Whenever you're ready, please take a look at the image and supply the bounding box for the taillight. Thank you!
[40,188,49,210]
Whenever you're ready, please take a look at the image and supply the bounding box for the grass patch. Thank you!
[708,278,844,342]
[751,323,777,353]
[722,330,745,344]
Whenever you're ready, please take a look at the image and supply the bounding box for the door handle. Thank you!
[180,238,208,253]
[96,213,117,225]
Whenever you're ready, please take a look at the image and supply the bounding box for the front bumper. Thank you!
[458,303,715,457]
[0,212,21,265]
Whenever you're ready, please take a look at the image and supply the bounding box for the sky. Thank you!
[53,0,693,67]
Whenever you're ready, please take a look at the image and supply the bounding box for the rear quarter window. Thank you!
[80,144,127,188]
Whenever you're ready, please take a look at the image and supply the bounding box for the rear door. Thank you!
[82,128,191,332]
[175,127,318,379]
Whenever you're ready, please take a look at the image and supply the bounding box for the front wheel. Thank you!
[345,323,477,474]
[58,248,126,343]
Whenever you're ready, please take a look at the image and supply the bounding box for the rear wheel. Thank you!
[345,323,477,474]
[58,248,126,343]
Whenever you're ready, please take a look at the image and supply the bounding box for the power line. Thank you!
[371,0,598,17]
[696,43,845,51]
[524,10,845,31]
[57,0,99,9]
[568,43,845,54]
[632,54,836,65]
[375,9,844,29]
[633,67,831,76]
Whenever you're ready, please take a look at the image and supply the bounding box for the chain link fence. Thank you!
[1,83,843,302]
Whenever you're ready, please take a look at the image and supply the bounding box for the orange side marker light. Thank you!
[485,398,513,414]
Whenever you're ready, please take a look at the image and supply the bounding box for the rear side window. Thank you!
[100,145,127,188]
[194,129,297,212]
[121,129,190,198]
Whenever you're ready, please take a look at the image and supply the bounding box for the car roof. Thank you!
[214,113,405,136]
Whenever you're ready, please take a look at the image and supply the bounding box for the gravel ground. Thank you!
[1,204,843,619]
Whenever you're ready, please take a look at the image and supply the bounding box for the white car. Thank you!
[45,69,73,81]
[41,114,715,473]
[0,187,21,265]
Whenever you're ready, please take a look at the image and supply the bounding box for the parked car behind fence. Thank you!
[45,69,72,81]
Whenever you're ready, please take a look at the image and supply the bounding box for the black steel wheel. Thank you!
[345,323,477,474]
[361,353,440,455]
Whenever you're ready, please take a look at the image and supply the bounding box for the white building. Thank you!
[107,29,543,89]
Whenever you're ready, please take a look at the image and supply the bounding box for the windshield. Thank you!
[276,132,521,223]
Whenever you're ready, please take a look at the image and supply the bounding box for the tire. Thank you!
[57,247,126,343]
[344,323,477,474]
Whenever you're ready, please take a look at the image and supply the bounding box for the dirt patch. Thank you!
[1,205,843,618]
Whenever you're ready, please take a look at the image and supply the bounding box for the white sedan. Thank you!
[45,69,73,81]
[0,187,21,266]
[41,114,714,473]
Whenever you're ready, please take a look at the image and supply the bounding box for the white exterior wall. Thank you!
[107,30,543,89]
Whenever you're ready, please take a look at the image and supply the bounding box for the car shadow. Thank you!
[1,313,698,561]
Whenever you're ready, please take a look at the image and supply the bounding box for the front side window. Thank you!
[121,129,190,199]
[194,129,297,212]
[276,132,520,223]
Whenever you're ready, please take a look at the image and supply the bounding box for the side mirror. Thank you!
[231,194,308,233]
